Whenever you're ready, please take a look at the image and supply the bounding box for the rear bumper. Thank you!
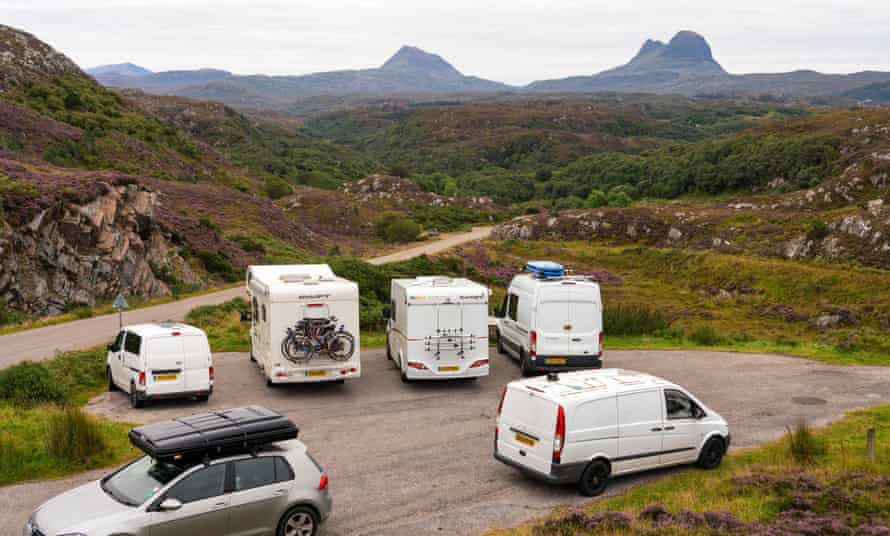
[140,388,212,401]
[494,451,586,484]
[268,363,361,383]
[532,354,602,372]
[404,363,489,380]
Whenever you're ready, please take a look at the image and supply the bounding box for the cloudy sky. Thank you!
[3,0,888,85]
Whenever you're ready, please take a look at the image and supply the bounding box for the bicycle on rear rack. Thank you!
[281,316,356,363]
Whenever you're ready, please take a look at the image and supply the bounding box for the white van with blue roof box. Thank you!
[494,369,730,496]
[495,261,603,376]
[384,276,491,381]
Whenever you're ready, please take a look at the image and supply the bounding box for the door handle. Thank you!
[651,427,663,432]
[213,502,227,509]
[664,426,675,431]
[274,489,287,496]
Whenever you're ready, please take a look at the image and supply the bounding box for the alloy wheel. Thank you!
[284,512,315,536]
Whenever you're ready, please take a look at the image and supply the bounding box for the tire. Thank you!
[386,335,393,361]
[328,332,355,361]
[267,377,276,388]
[496,331,505,355]
[282,335,313,363]
[277,505,319,536]
[249,338,256,363]
[195,394,210,402]
[519,349,535,377]
[107,367,118,392]
[129,383,144,409]
[578,459,611,497]
[697,437,726,469]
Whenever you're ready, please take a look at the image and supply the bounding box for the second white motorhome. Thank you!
[247,264,361,385]
[384,276,491,381]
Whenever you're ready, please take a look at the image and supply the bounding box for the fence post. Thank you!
[867,427,875,464]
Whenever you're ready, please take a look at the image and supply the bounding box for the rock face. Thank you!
[0,25,81,91]
[0,182,203,315]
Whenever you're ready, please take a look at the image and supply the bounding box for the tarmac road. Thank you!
[3,347,888,535]
[0,227,493,369]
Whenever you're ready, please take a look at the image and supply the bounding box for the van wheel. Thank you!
[195,394,210,402]
[697,437,726,469]
[107,367,117,392]
[266,378,276,388]
[519,350,535,377]
[129,384,144,409]
[277,505,318,536]
[386,336,393,361]
[578,459,610,496]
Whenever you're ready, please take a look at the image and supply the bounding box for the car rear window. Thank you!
[124,332,142,354]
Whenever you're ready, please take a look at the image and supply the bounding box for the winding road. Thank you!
[0,226,492,369]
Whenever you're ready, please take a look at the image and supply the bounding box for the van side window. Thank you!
[124,332,142,355]
[262,305,267,323]
[665,389,696,420]
[252,297,258,322]
[391,300,397,322]
[507,293,519,321]
[110,331,125,352]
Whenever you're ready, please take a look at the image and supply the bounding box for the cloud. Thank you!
[3,0,888,84]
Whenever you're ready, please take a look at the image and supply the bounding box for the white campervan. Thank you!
[384,276,490,381]
[247,264,361,385]
[495,369,730,496]
[106,323,213,408]
[496,261,603,376]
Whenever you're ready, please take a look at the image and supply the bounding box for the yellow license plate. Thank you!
[438,365,460,372]
[306,370,328,377]
[514,433,536,447]
[154,374,178,381]
[545,358,567,365]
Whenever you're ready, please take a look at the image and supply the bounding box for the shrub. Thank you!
[604,306,671,336]
[46,406,108,464]
[786,420,826,465]
[195,250,240,282]
[386,162,411,178]
[806,220,831,242]
[688,325,725,346]
[373,212,421,243]
[585,189,608,208]
[607,190,632,208]
[264,176,292,199]
[0,302,28,326]
[0,361,67,405]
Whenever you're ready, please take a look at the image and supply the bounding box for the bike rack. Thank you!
[424,328,476,360]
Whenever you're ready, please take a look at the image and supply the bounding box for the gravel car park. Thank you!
[4,348,890,535]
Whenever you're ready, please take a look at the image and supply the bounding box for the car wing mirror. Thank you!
[158,498,182,511]
[240,310,252,323]
[381,307,391,320]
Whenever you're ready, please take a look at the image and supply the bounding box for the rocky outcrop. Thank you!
[0,25,82,91]
[0,181,203,315]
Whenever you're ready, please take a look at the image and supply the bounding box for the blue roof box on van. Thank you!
[525,261,565,278]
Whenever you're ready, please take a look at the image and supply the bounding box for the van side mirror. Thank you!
[158,498,182,511]
[240,310,252,323]
[381,307,391,320]
[694,406,706,419]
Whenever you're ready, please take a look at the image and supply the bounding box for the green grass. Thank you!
[491,241,890,366]
[487,404,890,535]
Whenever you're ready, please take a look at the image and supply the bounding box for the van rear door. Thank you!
[432,303,465,368]
[568,284,601,355]
[497,385,557,475]
[145,336,187,395]
[182,334,212,392]
[536,285,572,357]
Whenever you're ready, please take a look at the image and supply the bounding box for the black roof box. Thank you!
[129,405,298,461]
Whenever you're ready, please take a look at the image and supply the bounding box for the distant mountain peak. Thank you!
[381,45,462,77]
[600,30,725,78]
[662,30,716,62]
[633,39,666,60]
[87,62,153,77]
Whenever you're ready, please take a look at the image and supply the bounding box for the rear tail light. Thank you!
[317,474,328,491]
[553,404,566,464]
[495,387,507,446]
[530,331,537,357]
[138,371,146,386]
[497,387,507,416]
[209,366,214,381]
[599,331,604,350]
[275,371,288,378]
[407,361,428,370]
[171,332,180,337]
[470,359,489,368]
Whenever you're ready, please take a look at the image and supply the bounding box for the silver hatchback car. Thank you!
[24,438,331,536]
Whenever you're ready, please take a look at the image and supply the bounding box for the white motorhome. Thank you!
[247,264,361,385]
[106,323,213,408]
[495,369,730,496]
[384,276,491,381]
[496,261,603,376]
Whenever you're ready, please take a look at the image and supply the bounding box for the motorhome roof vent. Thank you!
[525,261,565,278]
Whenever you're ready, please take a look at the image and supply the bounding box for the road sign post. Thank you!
[113,293,129,329]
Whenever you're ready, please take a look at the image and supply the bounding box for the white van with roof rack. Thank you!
[106,323,213,408]
[494,369,730,496]
[247,264,361,385]
[495,261,603,376]
[383,276,491,381]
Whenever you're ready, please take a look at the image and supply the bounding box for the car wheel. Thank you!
[129,383,144,409]
[277,505,319,536]
[578,459,610,496]
[107,367,117,392]
[519,349,535,377]
[697,437,726,469]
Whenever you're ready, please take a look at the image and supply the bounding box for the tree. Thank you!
[264,176,292,199]
[585,189,608,208]
[384,218,421,243]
